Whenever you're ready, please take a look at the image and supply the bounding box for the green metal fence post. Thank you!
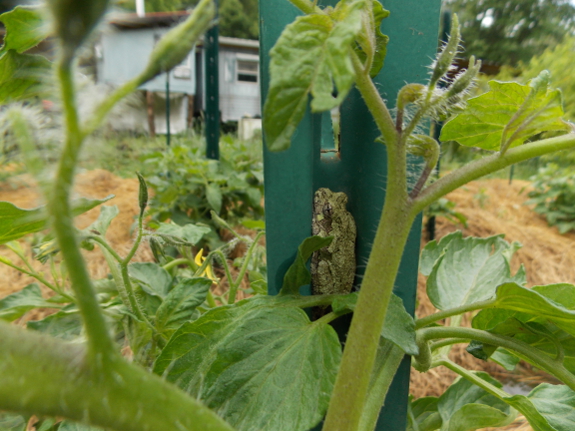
[205,0,219,160]
[260,1,442,429]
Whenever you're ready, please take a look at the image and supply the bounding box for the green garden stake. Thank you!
[205,0,219,160]
[165,72,171,147]
[260,1,442,429]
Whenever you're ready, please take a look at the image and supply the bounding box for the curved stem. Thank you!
[122,215,143,265]
[324,54,412,431]
[50,58,117,363]
[419,326,575,391]
[413,133,575,213]
[430,338,470,351]
[162,258,197,272]
[415,299,495,329]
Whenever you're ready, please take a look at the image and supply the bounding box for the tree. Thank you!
[445,0,575,66]
[117,0,258,39]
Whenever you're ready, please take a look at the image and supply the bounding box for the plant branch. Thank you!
[162,258,197,272]
[324,57,413,430]
[420,326,575,391]
[415,299,495,329]
[412,133,575,214]
[351,51,398,147]
[122,215,144,265]
[0,322,234,431]
[49,58,117,363]
[0,259,61,295]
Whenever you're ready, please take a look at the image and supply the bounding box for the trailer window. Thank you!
[237,59,258,83]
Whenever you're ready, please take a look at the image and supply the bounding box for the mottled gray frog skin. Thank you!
[311,188,357,296]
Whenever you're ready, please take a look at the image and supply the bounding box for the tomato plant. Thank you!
[1,1,575,431]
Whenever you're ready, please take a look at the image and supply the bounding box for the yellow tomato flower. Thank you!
[194,249,217,282]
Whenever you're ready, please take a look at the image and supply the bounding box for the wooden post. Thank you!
[187,94,195,130]
[146,90,155,138]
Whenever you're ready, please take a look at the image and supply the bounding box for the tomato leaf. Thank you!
[0,195,114,245]
[352,1,390,77]
[0,6,48,56]
[426,234,525,311]
[0,50,51,103]
[154,296,341,431]
[154,277,211,334]
[440,73,570,151]
[0,283,55,321]
[407,397,442,431]
[128,262,172,298]
[263,2,364,151]
[437,372,514,431]
[280,235,333,295]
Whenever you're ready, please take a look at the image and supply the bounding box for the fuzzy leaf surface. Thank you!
[438,373,513,431]
[57,421,105,431]
[440,79,569,151]
[0,6,48,55]
[333,292,417,354]
[408,397,442,431]
[280,235,333,295]
[527,383,575,431]
[0,412,26,430]
[27,308,83,341]
[0,195,113,245]
[0,50,51,102]
[263,3,363,151]
[155,222,211,245]
[0,283,55,321]
[426,234,524,310]
[154,296,341,431]
[128,262,172,298]
[419,231,463,277]
[154,277,211,334]
[352,1,390,77]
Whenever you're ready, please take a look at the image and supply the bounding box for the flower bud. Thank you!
[430,14,460,88]
[446,56,481,99]
[47,0,110,58]
[138,0,216,85]
[397,84,426,110]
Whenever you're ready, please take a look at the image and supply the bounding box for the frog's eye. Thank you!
[323,203,333,217]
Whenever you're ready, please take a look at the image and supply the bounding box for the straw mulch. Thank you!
[411,178,575,431]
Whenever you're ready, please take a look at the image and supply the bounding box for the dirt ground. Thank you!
[2,172,573,431]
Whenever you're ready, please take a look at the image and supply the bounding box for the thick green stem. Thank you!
[413,133,575,213]
[162,258,197,272]
[0,322,233,431]
[415,299,495,329]
[358,343,405,431]
[420,326,575,391]
[49,59,117,363]
[323,57,412,431]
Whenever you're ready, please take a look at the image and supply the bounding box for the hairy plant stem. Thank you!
[415,299,495,329]
[49,58,117,363]
[323,55,413,431]
[420,326,575,391]
[0,259,63,297]
[162,258,197,272]
[413,132,575,213]
[0,322,234,431]
[358,342,405,431]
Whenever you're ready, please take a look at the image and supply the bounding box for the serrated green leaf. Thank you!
[527,383,575,431]
[155,222,211,245]
[263,3,364,151]
[155,277,211,334]
[0,412,26,431]
[0,6,49,56]
[438,373,513,431]
[206,183,222,214]
[419,231,463,277]
[27,308,83,341]
[352,1,390,77]
[332,292,417,354]
[0,195,114,245]
[0,283,55,321]
[279,235,333,295]
[82,205,119,237]
[408,397,443,431]
[128,262,172,298]
[0,50,51,103]
[154,296,341,431]
[426,234,524,311]
[492,283,575,336]
[440,78,570,151]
